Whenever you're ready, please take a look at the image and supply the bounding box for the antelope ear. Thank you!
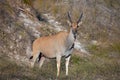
[67,20,72,26]
[78,21,82,27]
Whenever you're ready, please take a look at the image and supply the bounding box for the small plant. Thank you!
[22,0,32,6]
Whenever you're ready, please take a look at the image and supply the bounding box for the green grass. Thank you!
[22,0,32,6]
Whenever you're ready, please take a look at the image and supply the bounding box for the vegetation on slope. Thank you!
[0,0,120,80]
[0,42,120,80]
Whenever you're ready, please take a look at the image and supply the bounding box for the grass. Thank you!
[22,0,33,6]
[0,42,120,80]
[39,26,57,36]
[0,0,120,79]
[104,0,120,9]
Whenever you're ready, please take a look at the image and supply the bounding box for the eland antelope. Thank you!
[29,12,83,77]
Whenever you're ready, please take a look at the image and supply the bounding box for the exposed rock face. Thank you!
[0,0,41,65]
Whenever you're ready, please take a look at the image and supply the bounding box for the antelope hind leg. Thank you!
[30,52,39,68]
[39,56,45,68]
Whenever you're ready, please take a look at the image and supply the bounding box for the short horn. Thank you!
[77,12,83,24]
[68,12,72,23]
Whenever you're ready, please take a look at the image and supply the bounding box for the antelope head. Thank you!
[67,12,83,38]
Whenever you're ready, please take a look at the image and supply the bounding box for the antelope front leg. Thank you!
[56,56,61,77]
[65,56,71,76]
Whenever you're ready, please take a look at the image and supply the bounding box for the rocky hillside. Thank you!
[0,0,88,65]
[0,0,41,65]
[34,0,120,42]
[0,0,120,80]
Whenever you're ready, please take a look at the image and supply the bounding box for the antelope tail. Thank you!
[29,52,42,63]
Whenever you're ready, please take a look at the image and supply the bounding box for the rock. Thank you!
[0,0,41,65]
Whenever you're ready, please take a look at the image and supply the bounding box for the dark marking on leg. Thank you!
[65,54,71,58]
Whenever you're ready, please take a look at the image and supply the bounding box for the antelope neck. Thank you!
[72,30,76,39]
[66,28,76,51]
[68,28,76,41]
[70,28,77,40]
